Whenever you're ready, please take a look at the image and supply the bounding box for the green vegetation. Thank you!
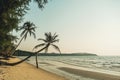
[0,32,61,66]
[15,50,97,56]
[33,32,61,68]
[33,32,61,53]
[0,0,48,66]
[0,0,97,67]
[0,0,47,56]
[11,21,36,55]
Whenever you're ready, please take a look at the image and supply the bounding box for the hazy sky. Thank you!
[16,0,120,55]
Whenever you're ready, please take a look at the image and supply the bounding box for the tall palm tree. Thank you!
[1,32,60,66]
[11,21,36,55]
[33,32,61,68]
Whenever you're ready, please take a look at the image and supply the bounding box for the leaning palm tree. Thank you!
[11,21,36,55]
[33,32,61,68]
[0,32,60,66]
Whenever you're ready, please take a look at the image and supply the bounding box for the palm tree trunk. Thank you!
[45,46,48,53]
[35,46,48,53]
[7,46,47,66]
[2,46,47,66]
[10,32,27,55]
[35,53,38,68]
[2,54,32,66]
[34,46,48,68]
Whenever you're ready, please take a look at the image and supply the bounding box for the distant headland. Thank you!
[14,50,97,56]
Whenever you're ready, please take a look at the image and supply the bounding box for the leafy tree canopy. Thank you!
[0,0,48,55]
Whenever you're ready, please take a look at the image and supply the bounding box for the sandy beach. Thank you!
[1,57,120,80]
[0,58,67,80]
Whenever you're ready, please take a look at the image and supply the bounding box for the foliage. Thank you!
[33,32,61,68]
[20,21,36,40]
[11,21,36,55]
[0,0,48,56]
[34,32,61,53]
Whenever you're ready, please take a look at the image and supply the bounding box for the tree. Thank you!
[0,0,48,55]
[11,21,36,55]
[33,32,61,68]
[0,33,18,56]
[0,32,61,66]
[0,0,48,65]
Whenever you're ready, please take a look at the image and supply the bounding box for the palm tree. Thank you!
[0,0,47,55]
[11,21,36,55]
[33,32,61,68]
[0,32,60,66]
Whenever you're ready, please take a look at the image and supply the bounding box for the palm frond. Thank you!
[20,29,26,37]
[31,32,36,38]
[29,30,32,36]
[52,39,59,43]
[36,32,60,54]
[45,32,49,39]
[30,27,36,32]
[51,44,61,53]
[23,21,30,27]
[46,32,52,42]
[34,43,45,49]
[38,38,47,42]
[53,34,58,40]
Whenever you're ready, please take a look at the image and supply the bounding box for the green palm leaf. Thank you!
[20,29,26,37]
[34,43,45,49]
[34,32,61,54]
[52,39,59,43]
[51,44,61,53]
[11,21,36,55]
[31,32,36,38]
[38,38,47,42]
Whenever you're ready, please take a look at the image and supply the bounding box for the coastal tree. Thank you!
[11,21,36,55]
[0,32,61,66]
[0,33,18,56]
[0,0,48,56]
[33,32,61,68]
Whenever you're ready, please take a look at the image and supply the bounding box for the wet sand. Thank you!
[59,67,120,80]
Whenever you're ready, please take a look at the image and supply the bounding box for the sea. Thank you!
[20,56,120,80]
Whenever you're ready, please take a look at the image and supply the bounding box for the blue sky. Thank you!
[16,0,120,55]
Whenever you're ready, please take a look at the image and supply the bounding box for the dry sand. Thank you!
[0,58,67,80]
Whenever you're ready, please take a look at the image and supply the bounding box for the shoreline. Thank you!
[59,67,120,80]
[27,57,120,80]
[0,58,67,80]
[2,57,120,80]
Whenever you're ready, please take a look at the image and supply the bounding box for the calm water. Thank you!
[20,56,120,80]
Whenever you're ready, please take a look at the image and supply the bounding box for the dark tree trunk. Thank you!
[34,46,48,68]
[0,46,47,67]
[0,55,32,66]
[35,53,38,68]
[10,32,28,55]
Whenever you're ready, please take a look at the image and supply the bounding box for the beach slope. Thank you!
[0,58,67,80]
